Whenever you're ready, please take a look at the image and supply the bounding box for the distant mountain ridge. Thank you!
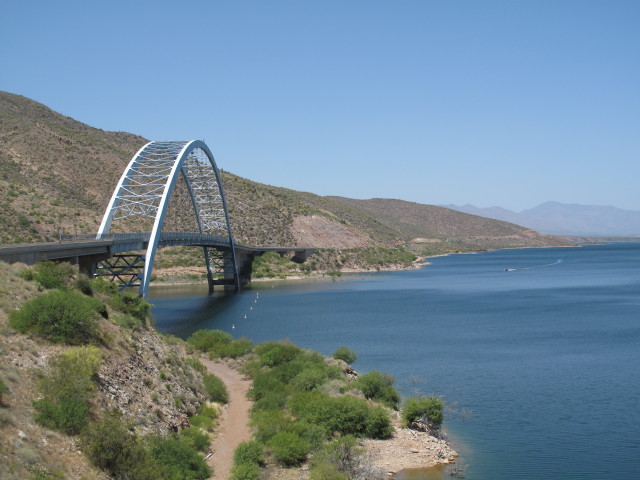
[444,202,640,236]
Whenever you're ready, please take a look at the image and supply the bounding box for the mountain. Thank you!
[0,91,571,254]
[445,202,640,236]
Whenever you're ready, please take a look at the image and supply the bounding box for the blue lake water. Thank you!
[151,242,640,480]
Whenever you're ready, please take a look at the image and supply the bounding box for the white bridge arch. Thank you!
[97,140,238,296]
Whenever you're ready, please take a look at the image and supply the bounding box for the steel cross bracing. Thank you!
[97,140,238,296]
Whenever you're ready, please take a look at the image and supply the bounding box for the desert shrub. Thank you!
[33,346,102,435]
[0,377,8,404]
[214,338,254,358]
[9,289,100,344]
[89,277,119,295]
[233,440,265,466]
[230,462,260,480]
[252,390,288,412]
[309,462,348,480]
[310,435,358,478]
[197,404,219,420]
[190,414,214,431]
[289,392,391,439]
[292,366,330,392]
[179,427,210,452]
[184,356,206,373]
[255,341,301,367]
[365,406,394,439]
[33,397,89,435]
[288,420,329,449]
[83,412,161,479]
[107,292,151,327]
[187,329,232,352]
[332,346,357,364]
[248,371,286,402]
[203,373,229,404]
[268,431,311,466]
[74,276,94,295]
[353,370,400,409]
[149,436,211,480]
[251,409,293,444]
[59,345,102,378]
[21,261,72,289]
[402,396,444,430]
[310,435,385,480]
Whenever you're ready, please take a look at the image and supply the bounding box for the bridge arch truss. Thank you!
[97,140,238,296]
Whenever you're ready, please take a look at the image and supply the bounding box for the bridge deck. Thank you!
[0,233,312,266]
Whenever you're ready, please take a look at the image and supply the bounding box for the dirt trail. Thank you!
[201,359,253,480]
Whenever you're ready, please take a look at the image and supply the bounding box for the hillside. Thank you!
[0,91,571,263]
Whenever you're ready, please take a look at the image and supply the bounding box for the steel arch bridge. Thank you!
[97,140,238,297]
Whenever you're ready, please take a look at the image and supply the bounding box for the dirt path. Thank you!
[201,359,253,480]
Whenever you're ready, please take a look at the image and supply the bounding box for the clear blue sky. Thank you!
[2,0,638,211]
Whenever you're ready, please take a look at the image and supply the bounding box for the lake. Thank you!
[151,242,640,480]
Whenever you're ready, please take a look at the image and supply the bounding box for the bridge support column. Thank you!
[223,255,238,292]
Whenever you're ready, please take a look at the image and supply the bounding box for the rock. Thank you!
[410,448,419,453]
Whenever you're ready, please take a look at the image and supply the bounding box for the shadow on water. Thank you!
[149,284,242,338]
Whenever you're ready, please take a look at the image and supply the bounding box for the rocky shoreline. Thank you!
[363,418,458,476]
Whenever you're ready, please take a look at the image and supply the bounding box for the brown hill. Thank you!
[0,90,571,253]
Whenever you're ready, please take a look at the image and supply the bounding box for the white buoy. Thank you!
[232,324,235,329]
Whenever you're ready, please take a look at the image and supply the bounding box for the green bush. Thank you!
[214,338,254,358]
[292,367,329,392]
[233,440,264,466]
[310,435,359,480]
[107,292,151,327]
[21,261,72,289]
[402,396,444,430]
[248,371,286,402]
[365,406,394,439]
[255,341,301,367]
[179,427,210,452]
[88,277,119,295]
[288,392,391,439]
[9,289,100,344]
[190,414,214,431]
[252,390,288,412]
[0,377,8,405]
[74,276,94,296]
[230,462,260,480]
[332,346,357,364]
[83,412,161,479]
[251,409,293,444]
[187,329,232,352]
[353,370,400,409]
[184,356,206,373]
[288,420,329,449]
[149,436,211,480]
[197,404,219,420]
[33,397,89,435]
[310,462,348,480]
[203,373,229,404]
[33,346,102,435]
[268,431,311,466]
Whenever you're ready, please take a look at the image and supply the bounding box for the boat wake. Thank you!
[504,259,562,272]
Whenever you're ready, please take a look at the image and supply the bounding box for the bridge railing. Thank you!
[59,232,230,245]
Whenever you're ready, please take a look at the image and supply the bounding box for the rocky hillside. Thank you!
[0,261,222,479]
[0,91,571,255]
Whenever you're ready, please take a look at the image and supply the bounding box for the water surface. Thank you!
[152,243,640,480]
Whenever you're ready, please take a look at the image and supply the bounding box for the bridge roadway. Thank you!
[0,233,313,285]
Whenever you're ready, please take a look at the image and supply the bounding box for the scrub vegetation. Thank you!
[0,261,221,480]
